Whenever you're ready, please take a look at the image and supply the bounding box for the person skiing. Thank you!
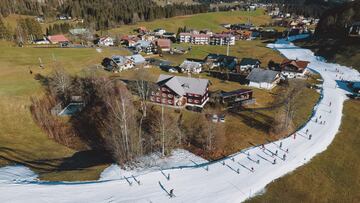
[283,154,286,160]
[275,150,278,156]
[306,129,309,134]
[257,159,260,164]
[315,118,318,123]
[169,189,174,197]
[319,115,322,119]
[309,134,312,140]
[279,142,282,148]
[251,167,254,172]
[286,148,289,153]
[273,159,276,164]
[293,133,296,139]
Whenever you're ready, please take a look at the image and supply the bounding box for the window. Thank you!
[168,100,173,104]
[188,98,193,102]
[168,94,173,98]
[156,97,161,102]
[162,87,167,92]
[194,100,200,104]
[162,93,167,97]
[162,98,167,103]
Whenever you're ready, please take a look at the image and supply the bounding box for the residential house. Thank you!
[179,60,202,74]
[47,34,70,44]
[150,74,210,107]
[155,39,171,52]
[204,54,238,71]
[126,54,146,66]
[134,40,155,54]
[154,28,166,36]
[97,37,114,46]
[239,58,261,72]
[110,55,134,72]
[179,33,192,43]
[280,59,310,78]
[209,34,235,46]
[246,68,281,90]
[218,89,254,106]
[34,38,50,45]
[349,22,360,36]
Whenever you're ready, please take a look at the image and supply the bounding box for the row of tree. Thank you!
[46,23,72,35]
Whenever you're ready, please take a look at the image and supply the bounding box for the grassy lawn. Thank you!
[0,40,129,181]
[107,9,269,35]
[246,100,360,203]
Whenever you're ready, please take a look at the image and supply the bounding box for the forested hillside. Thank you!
[61,0,209,30]
[315,0,360,38]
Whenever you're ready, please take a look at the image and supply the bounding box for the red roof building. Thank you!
[47,35,70,44]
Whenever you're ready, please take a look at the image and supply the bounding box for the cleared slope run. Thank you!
[0,41,359,203]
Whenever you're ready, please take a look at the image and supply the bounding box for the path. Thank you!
[0,41,359,203]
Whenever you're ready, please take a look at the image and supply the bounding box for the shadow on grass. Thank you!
[0,147,112,172]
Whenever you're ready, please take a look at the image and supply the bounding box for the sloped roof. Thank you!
[240,58,260,66]
[246,68,279,83]
[281,59,310,71]
[179,60,202,70]
[47,35,69,43]
[156,39,171,48]
[126,54,146,64]
[157,74,209,96]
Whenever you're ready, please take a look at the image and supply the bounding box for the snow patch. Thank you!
[0,165,38,183]
[100,149,207,180]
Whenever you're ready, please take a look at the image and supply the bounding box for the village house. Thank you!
[97,37,114,46]
[150,74,210,108]
[179,60,202,74]
[239,58,261,72]
[34,37,50,45]
[155,39,171,52]
[47,34,70,44]
[121,35,140,47]
[246,68,281,90]
[109,55,134,71]
[218,89,254,106]
[280,59,310,78]
[209,34,236,46]
[154,28,167,36]
[349,22,360,36]
[126,54,147,67]
[204,54,238,71]
[134,40,155,54]
[179,33,211,45]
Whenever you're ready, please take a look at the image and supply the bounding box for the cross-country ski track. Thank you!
[0,40,359,203]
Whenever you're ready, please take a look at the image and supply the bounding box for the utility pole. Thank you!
[226,40,230,56]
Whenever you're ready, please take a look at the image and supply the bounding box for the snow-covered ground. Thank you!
[0,40,359,203]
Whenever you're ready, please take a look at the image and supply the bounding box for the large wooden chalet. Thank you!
[150,74,210,108]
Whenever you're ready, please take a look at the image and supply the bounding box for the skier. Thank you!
[169,189,174,198]
[319,115,322,119]
[256,159,260,164]
[329,102,332,106]
[275,150,278,156]
[323,121,326,125]
[251,167,254,172]
[279,142,282,148]
[309,134,312,140]
[283,154,286,160]
[167,174,170,181]
[320,121,323,125]
[315,118,318,123]
[306,129,309,134]
[273,159,276,164]
[286,148,289,153]
[293,133,296,139]
[237,168,240,174]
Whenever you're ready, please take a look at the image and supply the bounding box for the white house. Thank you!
[280,59,310,79]
[179,60,202,74]
[98,37,114,46]
[246,68,281,90]
[111,55,134,71]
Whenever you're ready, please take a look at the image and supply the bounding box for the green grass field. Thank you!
[247,100,360,203]
[107,9,269,35]
[0,40,130,181]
